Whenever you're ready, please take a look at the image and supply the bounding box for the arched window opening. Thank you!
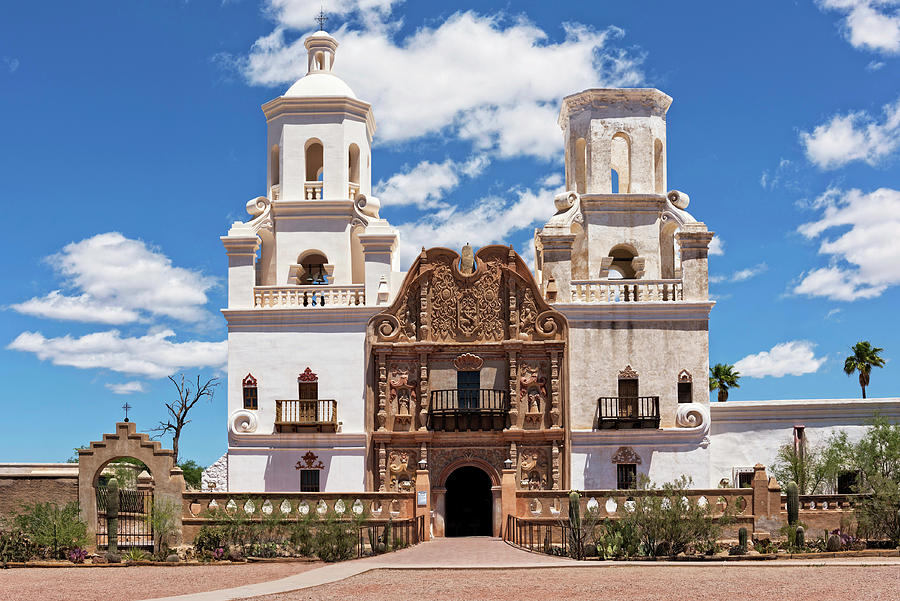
[610,133,631,193]
[608,246,636,279]
[270,145,280,187]
[660,222,679,279]
[297,252,328,285]
[654,138,664,194]
[575,137,587,194]
[610,169,619,194]
[348,144,360,183]
[315,51,325,71]
[242,374,258,410]
[305,140,324,199]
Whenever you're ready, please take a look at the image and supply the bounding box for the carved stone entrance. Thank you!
[444,466,492,537]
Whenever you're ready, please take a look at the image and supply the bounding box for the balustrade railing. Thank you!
[428,389,509,431]
[570,279,683,303]
[275,399,338,432]
[304,181,323,200]
[597,396,660,429]
[254,285,365,308]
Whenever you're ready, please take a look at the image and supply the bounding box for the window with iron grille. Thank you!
[299,469,320,492]
[457,370,480,409]
[737,472,754,488]
[678,381,692,403]
[616,463,636,490]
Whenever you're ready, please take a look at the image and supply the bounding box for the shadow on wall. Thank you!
[582,447,650,490]
[263,451,331,492]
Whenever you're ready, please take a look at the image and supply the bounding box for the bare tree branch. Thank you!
[150,373,219,464]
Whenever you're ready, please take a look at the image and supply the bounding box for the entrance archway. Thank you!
[444,466,492,537]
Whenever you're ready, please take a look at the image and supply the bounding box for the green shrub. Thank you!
[0,527,38,562]
[193,524,228,555]
[149,498,180,554]
[595,517,640,559]
[12,502,88,559]
[312,508,362,562]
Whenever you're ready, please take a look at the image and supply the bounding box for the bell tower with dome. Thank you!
[218,29,402,493]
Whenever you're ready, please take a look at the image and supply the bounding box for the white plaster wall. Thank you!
[571,442,709,489]
[584,209,662,279]
[227,445,366,492]
[275,219,353,285]
[227,329,367,434]
[564,318,709,429]
[709,399,900,488]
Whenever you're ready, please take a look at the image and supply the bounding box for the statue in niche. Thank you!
[397,388,411,416]
[520,363,547,421]
[519,450,548,490]
[389,364,417,420]
[527,387,542,412]
[388,451,416,492]
[460,243,475,275]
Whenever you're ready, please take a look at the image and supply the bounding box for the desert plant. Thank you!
[826,533,842,552]
[193,524,228,555]
[786,481,799,526]
[312,508,361,562]
[0,527,38,563]
[843,341,885,399]
[122,547,148,562]
[595,518,640,559]
[738,526,748,551]
[567,491,582,559]
[149,498,180,555]
[288,510,317,557]
[12,502,89,559]
[66,547,88,563]
[795,526,805,550]
[708,363,740,402]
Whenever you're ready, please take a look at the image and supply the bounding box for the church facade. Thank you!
[209,30,900,529]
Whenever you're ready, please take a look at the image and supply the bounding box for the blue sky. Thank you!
[1,1,898,467]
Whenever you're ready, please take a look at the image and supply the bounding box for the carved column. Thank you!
[376,351,388,431]
[418,351,429,430]
[507,247,519,340]
[549,351,561,428]
[551,441,561,490]
[378,443,387,491]
[508,350,519,429]
[418,249,431,341]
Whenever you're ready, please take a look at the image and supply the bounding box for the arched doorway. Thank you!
[444,466,492,537]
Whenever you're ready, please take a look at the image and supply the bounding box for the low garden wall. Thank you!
[0,466,78,518]
[181,491,416,544]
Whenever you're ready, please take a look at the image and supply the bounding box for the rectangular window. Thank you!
[678,382,692,404]
[618,378,638,417]
[299,469,320,492]
[299,382,318,400]
[243,386,258,410]
[616,463,637,490]
[837,471,857,495]
[737,472,754,488]
[457,370,480,410]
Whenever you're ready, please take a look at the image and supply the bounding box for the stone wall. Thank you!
[0,474,78,518]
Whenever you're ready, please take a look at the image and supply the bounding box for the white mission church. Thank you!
[202,30,900,520]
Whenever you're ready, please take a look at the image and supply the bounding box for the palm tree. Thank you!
[843,341,885,399]
[709,363,741,402]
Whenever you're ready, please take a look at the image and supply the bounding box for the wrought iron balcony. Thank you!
[428,389,509,431]
[275,399,338,433]
[596,396,660,429]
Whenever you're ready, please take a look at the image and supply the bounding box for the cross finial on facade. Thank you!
[315,7,328,31]
[122,402,132,423]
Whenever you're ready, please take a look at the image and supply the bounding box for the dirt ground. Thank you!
[0,561,320,601]
[245,565,900,601]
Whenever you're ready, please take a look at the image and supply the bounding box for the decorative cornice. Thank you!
[553,301,715,322]
[710,398,900,424]
[580,194,665,215]
[242,373,257,387]
[295,451,325,470]
[559,88,673,125]
[678,369,693,383]
[261,96,376,139]
[611,446,641,464]
[569,426,710,447]
[222,306,379,329]
[228,432,368,447]
[298,367,318,382]
[618,365,638,379]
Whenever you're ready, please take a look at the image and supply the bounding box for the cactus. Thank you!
[795,526,805,550]
[826,533,842,552]
[738,527,748,551]
[568,491,582,559]
[106,477,120,557]
[786,481,799,526]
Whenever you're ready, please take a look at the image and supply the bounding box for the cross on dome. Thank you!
[315,8,328,31]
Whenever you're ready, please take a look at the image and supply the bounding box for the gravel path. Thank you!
[0,561,320,601]
[244,565,900,601]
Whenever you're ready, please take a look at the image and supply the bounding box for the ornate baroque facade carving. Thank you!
[611,446,642,465]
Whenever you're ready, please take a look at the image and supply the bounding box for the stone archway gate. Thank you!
[78,422,185,551]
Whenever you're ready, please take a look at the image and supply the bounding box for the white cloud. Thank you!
[11,232,217,324]
[374,155,488,209]
[11,291,140,325]
[105,381,146,395]
[395,182,564,266]
[734,341,827,378]
[264,0,401,30]
[2,57,19,73]
[866,59,886,70]
[794,187,900,300]
[708,236,724,256]
[710,262,767,284]
[817,1,900,54]
[239,6,644,159]
[799,95,900,169]
[7,329,226,379]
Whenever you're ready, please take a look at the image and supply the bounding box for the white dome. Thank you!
[284,73,357,99]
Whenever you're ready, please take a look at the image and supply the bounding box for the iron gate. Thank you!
[96,485,154,549]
